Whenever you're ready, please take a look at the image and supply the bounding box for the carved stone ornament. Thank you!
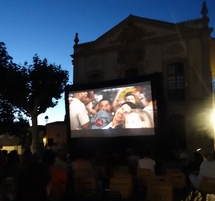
[117,46,145,65]
[89,57,99,69]
[166,44,185,55]
[109,20,155,45]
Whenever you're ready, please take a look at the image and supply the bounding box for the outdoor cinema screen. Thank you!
[66,77,157,138]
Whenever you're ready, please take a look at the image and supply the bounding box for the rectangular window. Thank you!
[168,63,185,100]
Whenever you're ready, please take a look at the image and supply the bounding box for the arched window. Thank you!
[124,68,138,78]
[88,73,101,83]
[168,62,185,100]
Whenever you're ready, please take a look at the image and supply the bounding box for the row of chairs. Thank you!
[188,176,215,201]
[136,168,215,201]
[72,166,186,200]
[136,168,187,201]
[72,166,132,200]
[72,166,215,201]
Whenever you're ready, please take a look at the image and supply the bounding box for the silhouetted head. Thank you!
[42,149,56,166]
[143,146,152,158]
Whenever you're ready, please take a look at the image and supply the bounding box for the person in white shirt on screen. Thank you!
[69,91,91,130]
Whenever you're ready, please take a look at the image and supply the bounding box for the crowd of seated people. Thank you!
[0,145,215,201]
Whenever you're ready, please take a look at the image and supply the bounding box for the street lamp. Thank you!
[45,115,49,124]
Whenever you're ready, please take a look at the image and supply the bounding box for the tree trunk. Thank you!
[31,113,39,153]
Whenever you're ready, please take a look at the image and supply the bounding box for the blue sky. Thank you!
[1,0,215,125]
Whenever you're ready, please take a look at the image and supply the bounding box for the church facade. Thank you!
[71,2,215,155]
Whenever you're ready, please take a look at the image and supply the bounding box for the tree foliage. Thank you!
[0,42,28,136]
[0,42,69,152]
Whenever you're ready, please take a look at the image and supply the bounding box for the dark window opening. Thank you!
[168,63,185,100]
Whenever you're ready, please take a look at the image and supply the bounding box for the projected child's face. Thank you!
[125,112,144,128]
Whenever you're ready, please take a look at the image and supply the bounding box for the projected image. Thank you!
[67,81,155,137]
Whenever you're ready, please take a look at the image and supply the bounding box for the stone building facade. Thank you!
[71,2,215,156]
[45,121,67,147]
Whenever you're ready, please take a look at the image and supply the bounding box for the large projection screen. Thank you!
[65,75,160,139]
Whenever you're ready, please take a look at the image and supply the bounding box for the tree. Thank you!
[0,42,69,153]
[0,42,15,134]
[0,42,25,135]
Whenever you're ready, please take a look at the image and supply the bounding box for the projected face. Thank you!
[125,112,144,128]
[114,103,133,122]
[75,92,88,102]
[138,93,148,107]
[125,94,135,104]
[99,100,111,113]
[125,109,154,128]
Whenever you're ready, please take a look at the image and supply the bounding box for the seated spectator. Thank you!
[126,148,141,176]
[19,149,32,169]
[189,150,215,189]
[138,146,155,172]
[4,150,20,178]
[13,161,51,201]
[91,147,108,188]
[42,149,68,199]
[179,152,189,173]
[54,148,69,175]
[92,147,108,168]
[161,150,180,174]
[0,151,5,182]
[70,149,95,176]
[187,151,205,174]
[1,150,8,162]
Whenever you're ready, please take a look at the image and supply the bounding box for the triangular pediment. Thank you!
[75,15,200,55]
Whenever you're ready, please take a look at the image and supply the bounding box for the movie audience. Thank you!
[13,161,51,201]
[2,144,215,201]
